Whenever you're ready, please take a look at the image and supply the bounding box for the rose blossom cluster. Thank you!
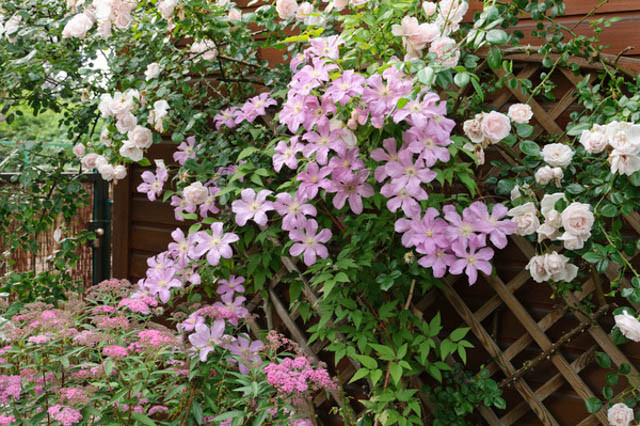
[391,0,468,63]
[463,104,533,165]
[394,203,515,285]
[78,151,127,181]
[63,0,139,40]
[580,121,640,176]
[508,192,594,250]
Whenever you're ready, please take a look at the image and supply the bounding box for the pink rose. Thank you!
[72,144,86,158]
[296,2,313,21]
[81,153,100,169]
[508,103,533,124]
[526,255,550,283]
[98,163,115,181]
[422,1,437,16]
[560,202,593,238]
[127,125,153,149]
[228,8,242,21]
[507,202,539,236]
[183,182,208,205]
[116,112,137,134]
[333,0,348,10]
[429,36,460,67]
[62,13,94,39]
[276,0,298,19]
[480,111,511,143]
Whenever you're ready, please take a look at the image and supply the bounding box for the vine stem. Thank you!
[598,223,640,280]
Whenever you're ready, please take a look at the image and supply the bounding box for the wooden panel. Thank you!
[468,0,640,18]
[111,170,131,279]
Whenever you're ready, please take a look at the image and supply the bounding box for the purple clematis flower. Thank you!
[228,335,264,374]
[188,320,226,362]
[190,222,239,266]
[302,119,344,165]
[449,235,494,285]
[386,149,436,197]
[371,137,401,182]
[465,202,516,249]
[273,191,317,231]
[326,170,374,215]
[217,275,246,296]
[146,268,182,304]
[231,189,274,227]
[289,219,332,266]
[403,125,451,167]
[296,162,332,200]
[273,136,303,172]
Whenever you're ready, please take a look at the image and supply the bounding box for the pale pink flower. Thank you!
[289,219,332,266]
[507,103,533,124]
[481,111,511,143]
[231,189,274,226]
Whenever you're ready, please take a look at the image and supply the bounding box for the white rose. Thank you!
[296,2,313,21]
[610,152,640,176]
[144,62,162,81]
[557,232,587,250]
[579,124,608,154]
[350,0,369,6]
[153,100,170,115]
[507,202,539,236]
[100,126,112,145]
[608,402,635,426]
[119,140,143,162]
[333,0,348,10]
[4,14,21,37]
[98,94,115,117]
[540,193,566,221]
[508,103,533,124]
[190,40,218,61]
[463,143,484,165]
[436,0,468,35]
[72,143,86,158]
[535,166,554,185]
[614,312,640,343]
[551,167,563,187]
[526,255,550,283]
[183,182,208,205]
[607,121,640,154]
[157,0,178,20]
[276,0,298,19]
[98,163,115,181]
[62,13,94,39]
[111,91,134,116]
[127,125,153,149]
[422,1,437,16]
[97,20,112,39]
[463,118,484,143]
[481,111,511,143]
[115,112,137,134]
[561,202,594,238]
[537,222,560,242]
[542,143,574,168]
[114,165,127,180]
[544,251,578,282]
[510,184,521,201]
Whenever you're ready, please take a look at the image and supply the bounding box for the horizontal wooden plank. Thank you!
[517,12,640,56]
[131,197,194,228]
[468,0,640,18]
[129,224,175,252]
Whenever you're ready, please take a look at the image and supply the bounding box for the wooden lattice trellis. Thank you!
[234,51,640,425]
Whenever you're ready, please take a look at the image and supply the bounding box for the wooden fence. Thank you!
[110,3,640,424]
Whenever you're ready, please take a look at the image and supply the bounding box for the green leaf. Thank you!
[567,122,591,136]
[454,72,470,87]
[486,29,508,45]
[519,140,541,157]
[630,171,640,187]
[565,184,585,194]
[599,203,619,218]
[355,355,378,369]
[348,368,369,383]
[370,369,383,385]
[450,327,470,342]
[487,47,502,70]
[389,363,402,386]
[335,272,350,282]
[515,123,534,138]
[582,252,601,264]
[131,413,157,426]
[595,351,611,369]
[585,397,603,414]
[237,147,259,161]
[137,157,151,167]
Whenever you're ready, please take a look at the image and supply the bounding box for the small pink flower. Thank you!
[231,189,274,227]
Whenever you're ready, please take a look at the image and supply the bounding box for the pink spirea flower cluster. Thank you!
[102,345,128,358]
[263,356,335,394]
[0,415,15,425]
[48,405,82,426]
[0,375,21,403]
[395,203,515,284]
